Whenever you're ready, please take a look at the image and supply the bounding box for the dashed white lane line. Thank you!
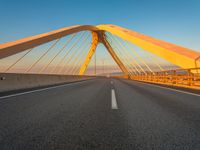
[111,81,113,84]
[111,89,118,109]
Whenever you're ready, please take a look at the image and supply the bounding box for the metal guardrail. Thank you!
[128,68,200,90]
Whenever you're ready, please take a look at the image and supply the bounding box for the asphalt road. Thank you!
[0,78,200,150]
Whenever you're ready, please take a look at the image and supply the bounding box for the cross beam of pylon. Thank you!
[97,25,200,69]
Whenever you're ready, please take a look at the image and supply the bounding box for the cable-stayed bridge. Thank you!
[1,24,200,89]
[0,24,200,150]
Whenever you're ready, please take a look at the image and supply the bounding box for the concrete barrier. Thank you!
[0,73,94,93]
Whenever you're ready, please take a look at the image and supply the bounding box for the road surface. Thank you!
[0,78,200,150]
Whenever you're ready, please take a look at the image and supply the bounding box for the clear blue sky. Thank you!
[0,0,200,51]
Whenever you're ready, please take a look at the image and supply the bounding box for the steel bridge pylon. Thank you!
[0,24,200,76]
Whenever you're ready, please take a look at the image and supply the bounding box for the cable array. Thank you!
[104,32,177,75]
[0,30,178,76]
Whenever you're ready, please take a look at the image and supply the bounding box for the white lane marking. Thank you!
[111,81,113,84]
[132,80,200,97]
[111,89,118,109]
[0,80,89,100]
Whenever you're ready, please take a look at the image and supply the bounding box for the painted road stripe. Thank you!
[111,89,118,109]
[134,80,200,97]
[111,81,113,84]
[0,80,90,100]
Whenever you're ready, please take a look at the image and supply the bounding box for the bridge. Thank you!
[0,24,200,149]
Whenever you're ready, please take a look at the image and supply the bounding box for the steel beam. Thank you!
[0,25,98,59]
[97,24,200,69]
[101,33,129,75]
[79,32,98,75]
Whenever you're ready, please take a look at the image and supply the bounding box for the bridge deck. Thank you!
[0,78,200,150]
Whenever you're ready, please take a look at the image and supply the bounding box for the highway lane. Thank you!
[0,78,200,150]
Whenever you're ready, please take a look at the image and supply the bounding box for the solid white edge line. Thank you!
[131,80,200,97]
[0,80,89,100]
[111,89,118,109]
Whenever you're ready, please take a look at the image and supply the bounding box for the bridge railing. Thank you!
[129,68,200,90]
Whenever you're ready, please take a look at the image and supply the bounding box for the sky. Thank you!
[0,0,200,73]
[0,0,200,49]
